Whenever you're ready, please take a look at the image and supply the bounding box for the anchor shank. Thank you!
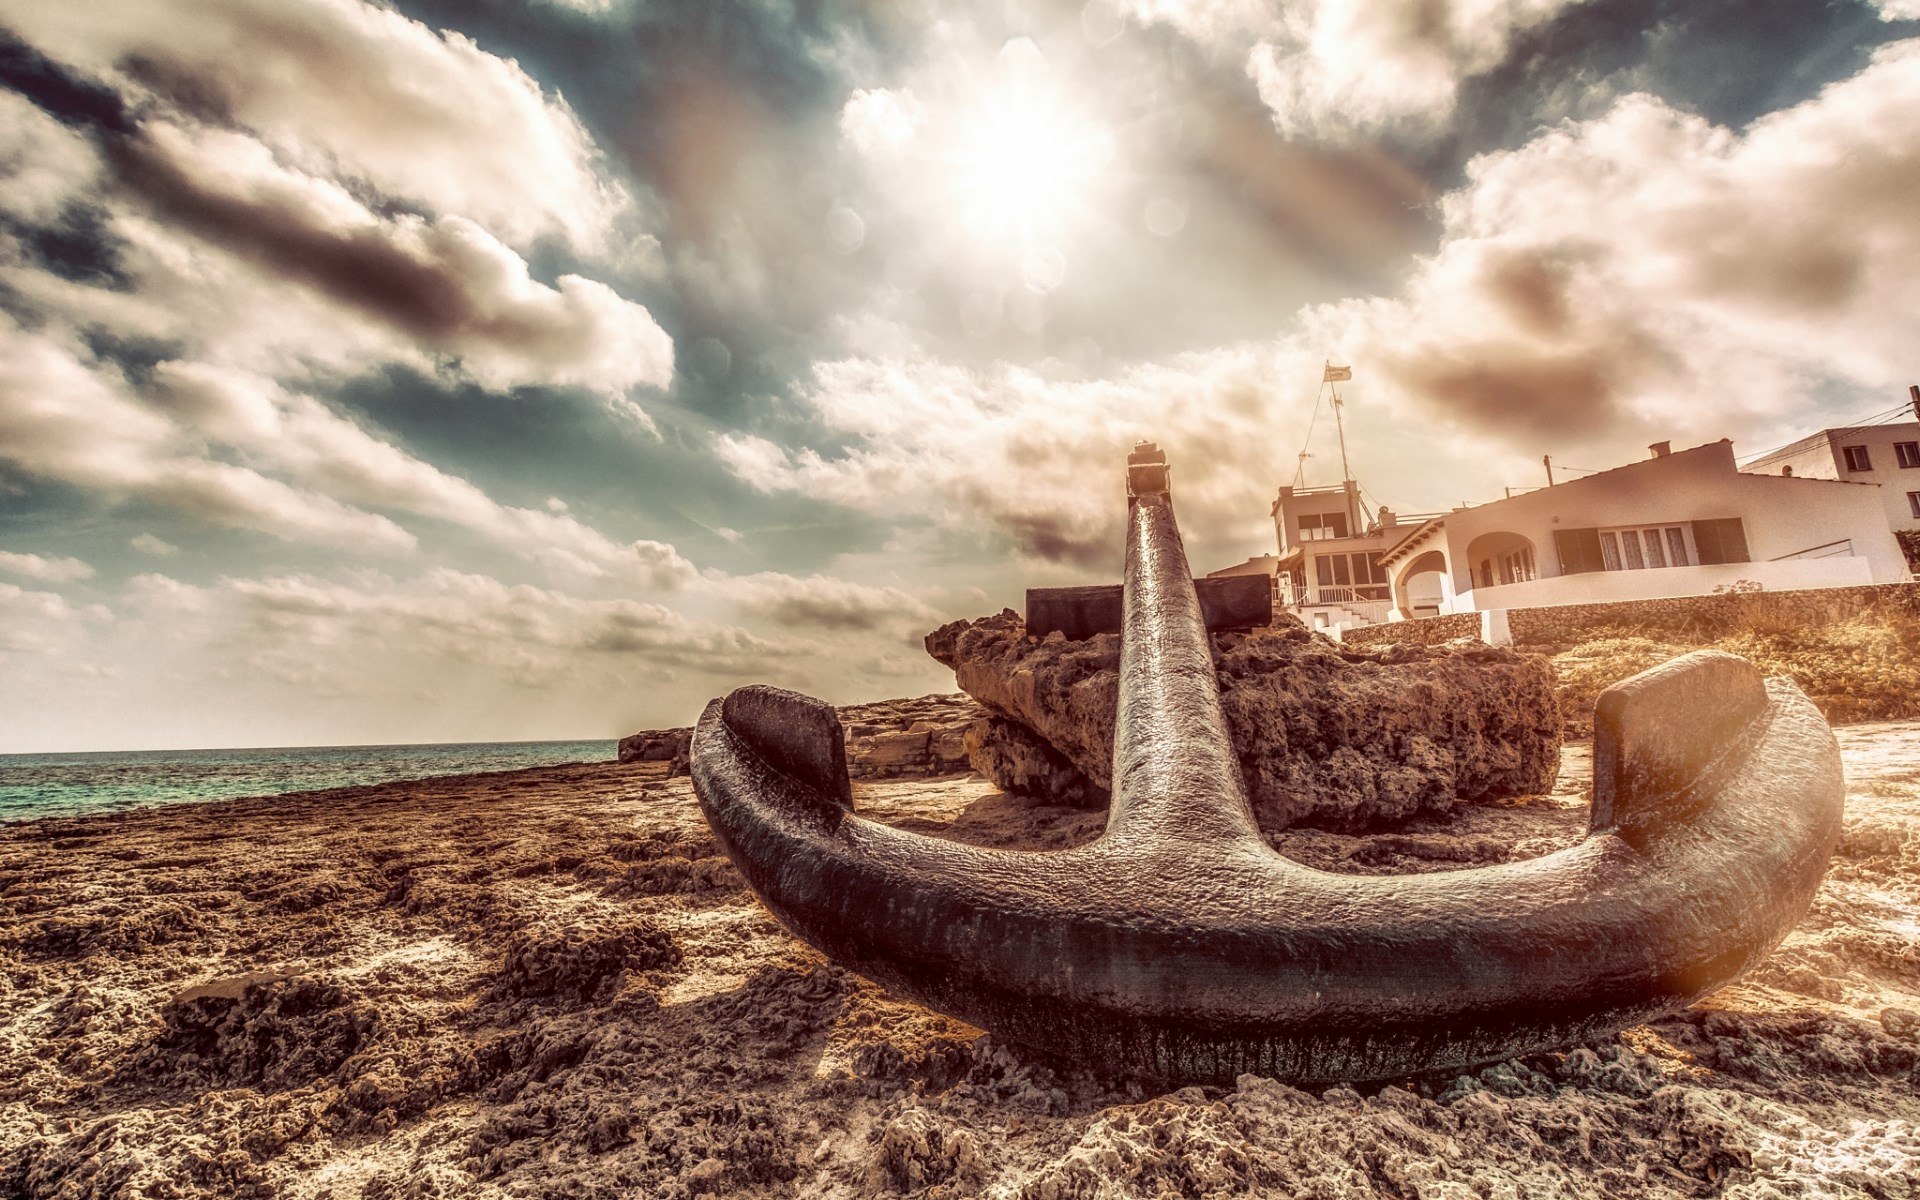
[1108,464,1266,848]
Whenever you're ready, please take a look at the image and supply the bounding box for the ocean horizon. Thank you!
[0,739,620,824]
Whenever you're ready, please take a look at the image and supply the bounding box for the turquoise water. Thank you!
[0,740,617,823]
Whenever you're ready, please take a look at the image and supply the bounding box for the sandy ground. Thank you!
[2,727,1917,1199]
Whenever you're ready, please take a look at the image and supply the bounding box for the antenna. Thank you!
[1328,362,1358,530]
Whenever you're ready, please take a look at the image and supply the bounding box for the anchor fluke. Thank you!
[1589,650,1770,836]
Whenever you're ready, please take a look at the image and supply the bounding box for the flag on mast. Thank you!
[1322,364,1352,383]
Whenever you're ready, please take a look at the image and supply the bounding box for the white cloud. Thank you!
[0,582,107,655]
[839,88,923,157]
[721,571,939,633]
[1872,1,1920,19]
[1307,38,1920,453]
[724,39,1920,547]
[718,346,1316,568]
[1118,0,1590,137]
[0,91,102,225]
[1,0,632,252]
[0,551,95,584]
[142,361,693,582]
[130,534,180,558]
[0,322,417,552]
[116,120,674,394]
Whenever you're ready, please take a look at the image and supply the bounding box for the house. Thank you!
[1373,439,1907,620]
[1208,479,1446,632]
[1738,388,1920,565]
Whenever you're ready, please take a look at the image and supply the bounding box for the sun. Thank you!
[946,39,1114,267]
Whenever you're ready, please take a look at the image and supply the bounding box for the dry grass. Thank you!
[1539,596,1920,737]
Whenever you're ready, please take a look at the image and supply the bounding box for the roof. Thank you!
[1376,516,1446,569]
[1740,419,1920,474]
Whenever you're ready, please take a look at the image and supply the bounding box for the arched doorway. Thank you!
[1462,531,1538,592]
[1393,549,1449,619]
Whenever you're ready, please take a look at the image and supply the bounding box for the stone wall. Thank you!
[1337,612,1480,647]
[1340,581,1920,651]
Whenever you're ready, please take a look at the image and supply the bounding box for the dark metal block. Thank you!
[1026,574,1271,640]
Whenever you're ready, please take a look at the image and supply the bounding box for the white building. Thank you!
[1374,439,1907,620]
[1738,392,1920,562]
[1209,480,1445,632]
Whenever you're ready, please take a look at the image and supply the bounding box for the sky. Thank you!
[0,0,1917,752]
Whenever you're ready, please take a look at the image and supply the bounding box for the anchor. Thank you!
[690,445,1844,1084]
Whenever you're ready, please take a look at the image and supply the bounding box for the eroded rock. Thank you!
[927,610,1560,830]
[620,693,983,780]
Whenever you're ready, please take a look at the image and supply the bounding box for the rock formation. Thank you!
[621,693,981,780]
[926,611,1560,830]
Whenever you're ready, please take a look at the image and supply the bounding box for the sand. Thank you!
[2,726,1917,1199]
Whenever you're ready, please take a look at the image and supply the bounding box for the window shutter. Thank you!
[1554,528,1604,574]
[1691,518,1749,565]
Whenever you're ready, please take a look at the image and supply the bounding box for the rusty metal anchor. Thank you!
[689,448,1844,1084]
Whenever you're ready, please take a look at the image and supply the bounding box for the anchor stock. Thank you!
[689,446,1845,1084]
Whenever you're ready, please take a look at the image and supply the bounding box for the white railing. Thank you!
[1769,539,1854,561]
[1305,586,1391,605]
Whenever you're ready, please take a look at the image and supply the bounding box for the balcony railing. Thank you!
[1305,585,1391,604]
[1769,539,1854,561]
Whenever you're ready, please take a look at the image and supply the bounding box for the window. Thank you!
[1909,491,1920,519]
[1898,442,1920,469]
[1596,525,1692,571]
[1844,445,1872,471]
[1641,530,1666,569]
[1297,512,1349,541]
[1313,552,1388,597]
[1501,546,1536,583]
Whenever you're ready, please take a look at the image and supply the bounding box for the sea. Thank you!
[0,739,618,824]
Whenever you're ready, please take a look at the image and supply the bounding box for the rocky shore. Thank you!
[620,694,982,782]
[4,723,1919,1198]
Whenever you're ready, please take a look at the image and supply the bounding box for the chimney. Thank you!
[1377,507,1397,529]
[1910,383,1918,421]
[1649,441,1672,459]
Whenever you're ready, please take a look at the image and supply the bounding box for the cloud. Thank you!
[0,550,94,583]
[718,346,1314,569]
[0,25,672,418]
[153,362,691,581]
[1118,0,1590,138]
[0,581,106,654]
[838,88,922,157]
[723,571,939,633]
[0,43,676,570]
[5,0,633,251]
[1873,1,1920,18]
[109,568,805,704]
[225,569,777,668]
[130,533,179,557]
[1309,38,1920,451]
[115,120,673,394]
[0,322,417,551]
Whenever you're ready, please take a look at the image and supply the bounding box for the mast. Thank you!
[1331,382,1357,530]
